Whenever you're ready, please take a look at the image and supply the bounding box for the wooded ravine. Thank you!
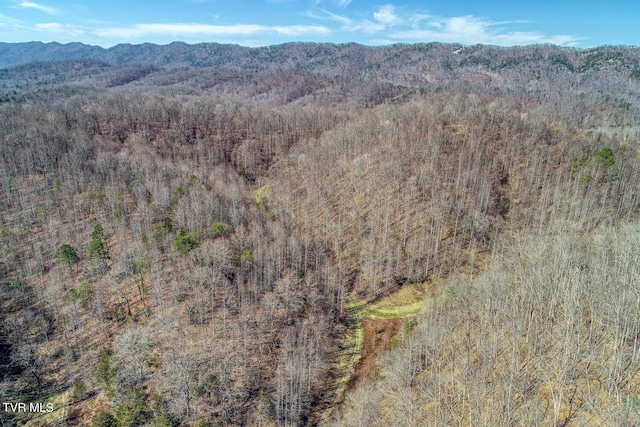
[1,41,640,426]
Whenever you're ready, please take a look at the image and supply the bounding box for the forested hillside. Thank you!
[1,41,640,426]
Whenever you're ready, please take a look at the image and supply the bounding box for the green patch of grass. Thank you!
[327,296,366,408]
[364,302,426,319]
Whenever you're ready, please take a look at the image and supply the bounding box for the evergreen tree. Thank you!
[55,244,79,273]
[89,224,110,260]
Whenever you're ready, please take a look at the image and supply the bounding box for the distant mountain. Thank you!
[2,41,640,127]
[2,41,640,85]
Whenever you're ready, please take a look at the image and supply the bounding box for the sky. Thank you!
[1,0,639,48]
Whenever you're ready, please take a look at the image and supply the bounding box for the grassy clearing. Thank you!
[336,297,366,374]
[365,281,432,318]
[323,283,433,420]
[317,296,366,421]
[332,288,430,391]
[365,300,426,319]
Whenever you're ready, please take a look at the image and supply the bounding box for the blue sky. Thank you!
[0,0,638,48]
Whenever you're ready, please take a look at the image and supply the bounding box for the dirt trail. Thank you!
[316,281,434,423]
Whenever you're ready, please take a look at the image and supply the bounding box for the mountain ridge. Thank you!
[2,41,640,97]
[2,40,639,70]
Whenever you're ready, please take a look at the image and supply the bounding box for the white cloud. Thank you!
[272,25,331,36]
[16,1,57,15]
[34,22,62,30]
[305,6,577,46]
[2,1,580,48]
[34,22,85,36]
[95,23,330,40]
[373,5,401,26]
[312,0,352,8]
[390,15,579,46]
[335,0,352,7]
[0,13,21,23]
[309,10,384,33]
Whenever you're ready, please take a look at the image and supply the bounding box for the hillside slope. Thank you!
[332,220,640,426]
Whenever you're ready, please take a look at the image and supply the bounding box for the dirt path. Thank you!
[317,281,434,423]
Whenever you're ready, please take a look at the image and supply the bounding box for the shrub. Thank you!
[112,309,126,323]
[55,244,79,272]
[172,186,184,197]
[253,185,269,207]
[65,347,77,362]
[596,147,621,181]
[56,244,79,265]
[240,248,254,266]
[114,389,148,427]
[596,147,616,169]
[149,414,174,427]
[579,173,594,185]
[3,279,21,293]
[92,409,117,427]
[210,222,228,238]
[113,207,127,220]
[95,349,115,397]
[36,204,49,225]
[605,165,621,181]
[72,379,85,401]
[173,229,204,254]
[571,153,590,173]
[66,277,94,309]
[89,225,109,260]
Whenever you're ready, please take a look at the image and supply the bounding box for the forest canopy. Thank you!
[1,41,640,426]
